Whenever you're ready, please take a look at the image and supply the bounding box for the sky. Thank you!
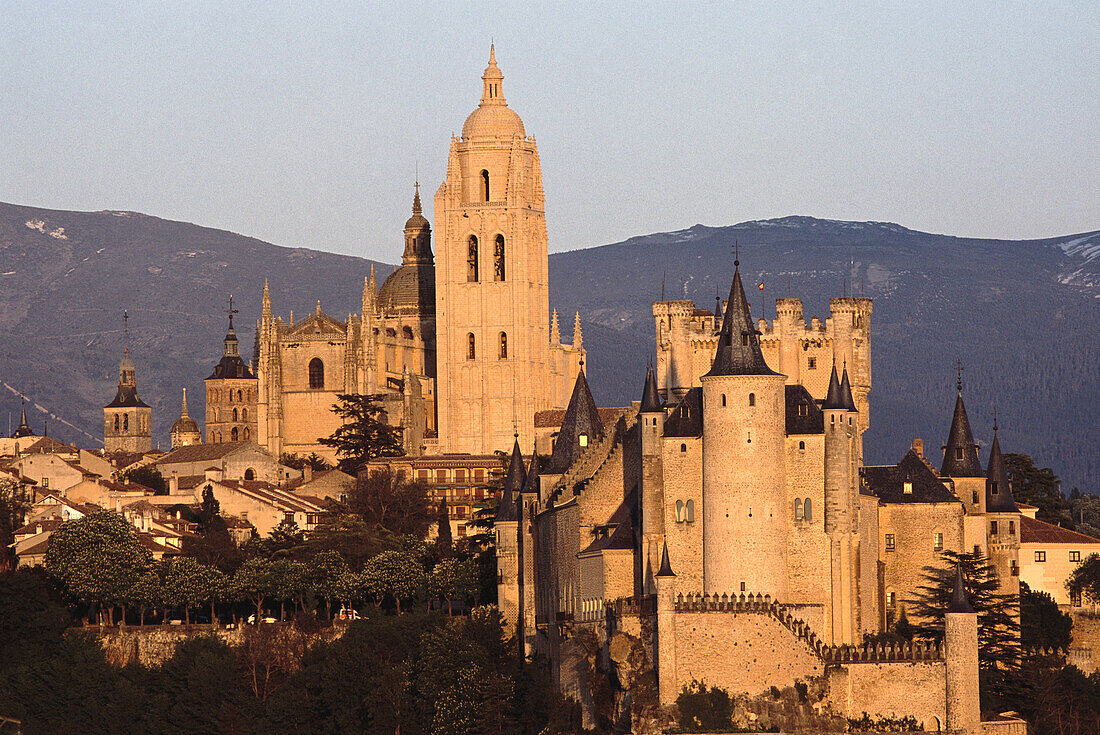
[2,2,1097,262]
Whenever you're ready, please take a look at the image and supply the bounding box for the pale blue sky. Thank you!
[2,1,1097,260]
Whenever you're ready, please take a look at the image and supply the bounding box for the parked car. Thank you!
[247,614,277,624]
[336,607,361,621]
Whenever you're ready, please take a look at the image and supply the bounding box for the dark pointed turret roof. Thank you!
[713,294,723,322]
[496,438,525,522]
[545,370,603,474]
[207,320,256,381]
[655,541,676,577]
[640,364,662,414]
[521,452,541,495]
[947,564,974,614]
[705,266,778,377]
[941,392,982,477]
[839,367,858,412]
[12,400,35,439]
[985,430,1019,513]
[821,363,845,410]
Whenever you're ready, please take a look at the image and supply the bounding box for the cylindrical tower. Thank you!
[945,567,981,734]
[775,298,803,383]
[701,265,787,598]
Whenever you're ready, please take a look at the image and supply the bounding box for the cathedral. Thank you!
[251,47,584,460]
[495,262,1021,733]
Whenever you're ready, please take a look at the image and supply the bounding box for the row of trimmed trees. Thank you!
[45,510,478,625]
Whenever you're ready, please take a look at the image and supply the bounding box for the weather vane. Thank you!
[955,359,964,393]
[226,295,238,327]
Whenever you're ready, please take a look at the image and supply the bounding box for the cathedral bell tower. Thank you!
[433,46,554,453]
[104,312,152,454]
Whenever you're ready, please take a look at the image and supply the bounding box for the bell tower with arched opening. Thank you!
[433,46,581,453]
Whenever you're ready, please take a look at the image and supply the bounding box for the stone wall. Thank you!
[827,662,947,730]
[1070,610,1100,673]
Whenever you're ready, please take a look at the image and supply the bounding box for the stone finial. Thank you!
[573,312,583,347]
[261,278,271,318]
[550,309,560,344]
[180,388,190,419]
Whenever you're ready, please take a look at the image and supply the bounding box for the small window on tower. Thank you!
[499,332,508,359]
[955,447,964,461]
[808,357,817,370]
[123,414,129,432]
[579,434,588,447]
[933,532,944,551]
[467,237,480,282]
[467,333,476,360]
[494,235,506,281]
[309,358,324,389]
[794,498,803,521]
[685,500,695,523]
[1009,520,1015,535]
[748,393,755,407]
[481,170,490,201]
[803,498,812,521]
[903,481,913,494]
[990,520,998,535]
[798,440,805,451]
[680,443,687,453]
[990,481,999,495]
[885,534,896,552]
[741,334,749,346]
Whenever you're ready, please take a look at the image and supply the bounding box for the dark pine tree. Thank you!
[319,393,404,474]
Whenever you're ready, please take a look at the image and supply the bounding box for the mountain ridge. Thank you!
[1,200,1096,490]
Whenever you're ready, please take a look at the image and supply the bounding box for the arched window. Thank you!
[499,332,508,359]
[676,500,684,523]
[209,430,215,442]
[243,427,250,441]
[114,415,120,432]
[685,500,695,523]
[244,468,255,481]
[494,235,505,281]
[123,414,129,432]
[237,389,243,402]
[804,498,813,521]
[228,390,232,403]
[480,170,490,201]
[241,408,248,422]
[721,394,726,407]
[467,333,476,360]
[233,408,239,422]
[309,358,324,388]
[467,236,479,282]
[231,427,239,441]
[795,498,804,520]
[798,440,805,450]
[680,443,687,453]
[403,326,414,339]
[748,393,756,406]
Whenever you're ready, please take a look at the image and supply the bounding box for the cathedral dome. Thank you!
[461,44,526,140]
[171,414,200,435]
[379,265,435,315]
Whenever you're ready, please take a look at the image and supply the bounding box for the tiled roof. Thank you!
[217,480,325,513]
[1020,516,1100,545]
[785,384,824,435]
[157,442,257,465]
[535,407,625,428]
[23,437,77,455]
[663,388,702,437]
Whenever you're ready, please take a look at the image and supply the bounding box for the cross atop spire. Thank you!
[956,359,964,393]
[225,295,238,330]
[123,310,130,355]
[480,42,505,106]
[412,180,422,215]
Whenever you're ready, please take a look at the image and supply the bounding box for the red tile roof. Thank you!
[534,407,628,428]
[1020,516,1100,545]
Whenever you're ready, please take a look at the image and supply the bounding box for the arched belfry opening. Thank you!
[468,236,479,282]
[481,170,490,201]
[494,235,506,281]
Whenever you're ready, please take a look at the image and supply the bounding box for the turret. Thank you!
[495,437,525,633]
[774,298,804,381]
[655,542,678,706]
[639,364,666,593]
[985,421,1021,597]
[12,399,35,439]
[822,362,858,644]
[941,374,986,519]
[544,368,603,476]
[945,564,981,734]
[700,261,788,598]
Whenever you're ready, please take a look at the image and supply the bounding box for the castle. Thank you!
[496,261,1025,732]
[249,47,584,460]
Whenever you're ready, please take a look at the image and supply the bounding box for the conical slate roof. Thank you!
[839,367,858,412]
[947,564,974,614]
[496,438,525,522]
[12,400,35,439]
[522,452,541,497]
[985,431,1019,513]
[545,370,603,474]
[822,363,845,410]
[655,541,676,578]
[640,364,662,414]
[705,266,778,377]
[941,392,982,477]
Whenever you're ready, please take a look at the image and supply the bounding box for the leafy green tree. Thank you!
[269,517,306,552]
[299,513,394,571]
[1004,453,1073,529]
[45,510,153,625]
[429,558,479,615]
[349,467,434,538]
[121,464,168,495]
[127,561,166,625]
[362,550,426,613]
[153,635,253,733]
[436,497,453,557]
[676,680,734,733]
[1069,492,1100,539]
[319,393,404,473]
[309,551,352,621]
[164,556,220,624]
[234,557,277,618]
[1020,582,1072,649]
[268,558,309,620]
[1068,553,1100,604]
[0,569,71,676]
[280,452,334,472]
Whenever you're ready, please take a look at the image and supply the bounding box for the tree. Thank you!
[676,680,734,733]
[1068,553,1100,605]
[436,497,453,557]
[362,550,427,613]
[319,393,404,473]
[1004,453,1073,529]
[121,464,168,495]
[164,556,220,625]
[348,467,434,537]
[45,510,153,625]
[909,550,1021,703]
[269,517,306,554]
[429,558,479,615]
[300,513,395,571]
[268,558,309,620]
[234,557,276,618]
[280,452,334,472]
[0,477,30,572]
[308,551,352,621]
[128,562,166,625]
[1019,582,1072,649]
[184,485,243,573]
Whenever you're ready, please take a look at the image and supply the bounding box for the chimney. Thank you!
[912,438,924,459]
[35,524,42,535]
[169,472,179,494]
[303,465,313,483]
[204,467,224,483]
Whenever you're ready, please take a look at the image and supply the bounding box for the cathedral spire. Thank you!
[180,388,190,419]
[839,364,858,412]
[12,398,34,439]
[941,375,982,477]
[985,421,1019,513]
[479,42,506,106]
[261,279,271,319]
[573,312,583,347]
[640,363,662,414]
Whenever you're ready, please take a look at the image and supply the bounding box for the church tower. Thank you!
[205,300,258,444]
[104,314,152,454]
[433,46,572,454]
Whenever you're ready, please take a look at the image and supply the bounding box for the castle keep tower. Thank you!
[701,264,788,597]
[433,46,581,453]
[104,317,152,454]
